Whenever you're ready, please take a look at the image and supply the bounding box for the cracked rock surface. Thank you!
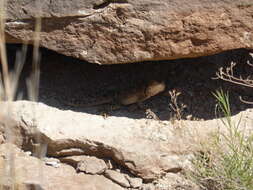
[3,101,190,181]
[1,101,253,189]
[5,0,253,64]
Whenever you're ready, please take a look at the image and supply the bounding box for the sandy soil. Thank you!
[5,45,253,121]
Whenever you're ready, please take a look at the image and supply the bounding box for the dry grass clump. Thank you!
[190,90,253,190]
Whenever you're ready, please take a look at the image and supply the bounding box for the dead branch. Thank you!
[216,59,253,105]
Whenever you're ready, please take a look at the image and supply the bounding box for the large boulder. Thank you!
[5,0,253,64]
[1,101,253,183]
[2,101,192,181]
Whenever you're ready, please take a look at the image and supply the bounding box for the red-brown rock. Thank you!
[5,0,253,64]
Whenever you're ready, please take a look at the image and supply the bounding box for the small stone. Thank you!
[104,170,130,188]
[43,157,60,162]
[25,151,32,156]
[125,175,143,188]
[186,115,193,120]
[76,156,107,174]
[44,157,61,168]
[45,161,60,168]
[140,183,155,190]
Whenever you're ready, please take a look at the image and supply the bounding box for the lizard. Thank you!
[63,80,166,108]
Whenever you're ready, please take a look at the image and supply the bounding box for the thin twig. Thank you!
[239,96,253,105]
[216,60,253,105]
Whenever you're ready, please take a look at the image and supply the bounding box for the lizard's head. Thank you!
[145,80,166,97]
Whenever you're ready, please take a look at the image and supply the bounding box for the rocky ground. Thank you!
[1,100,252,190]
[2,0,253,189]
[0,46,252,189]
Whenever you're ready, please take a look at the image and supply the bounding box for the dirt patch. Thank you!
[6,45,253,120]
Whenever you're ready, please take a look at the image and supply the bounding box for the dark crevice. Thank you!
[4,44,253,121]
[93,0,129,10]
[93,1,111,9]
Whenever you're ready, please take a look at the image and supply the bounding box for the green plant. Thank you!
[189,90,253,190]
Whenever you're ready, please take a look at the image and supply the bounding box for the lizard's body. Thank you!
[64,80,166,108]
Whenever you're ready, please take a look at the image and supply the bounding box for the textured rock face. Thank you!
[2,101,252,189]
[0,143,124,190]
[5,0,253,64]
[0,101,205,189]
[4,101,190,181]
[2,101,253,182]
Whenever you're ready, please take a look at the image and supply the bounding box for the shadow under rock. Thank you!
[6,45,253,121]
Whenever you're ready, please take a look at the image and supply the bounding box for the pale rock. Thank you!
[105,170,130,188]
[44,157,61,168]
[140,184,155,190]
[60,155,108,175]
[2,101,253,182]
[125,175,143,188]
[0,143,124,190]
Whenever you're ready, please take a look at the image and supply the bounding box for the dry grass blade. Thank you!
[0,1,18,189]
[0,0,45,189]
[27,18,41,102]
[0,0,11,101]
